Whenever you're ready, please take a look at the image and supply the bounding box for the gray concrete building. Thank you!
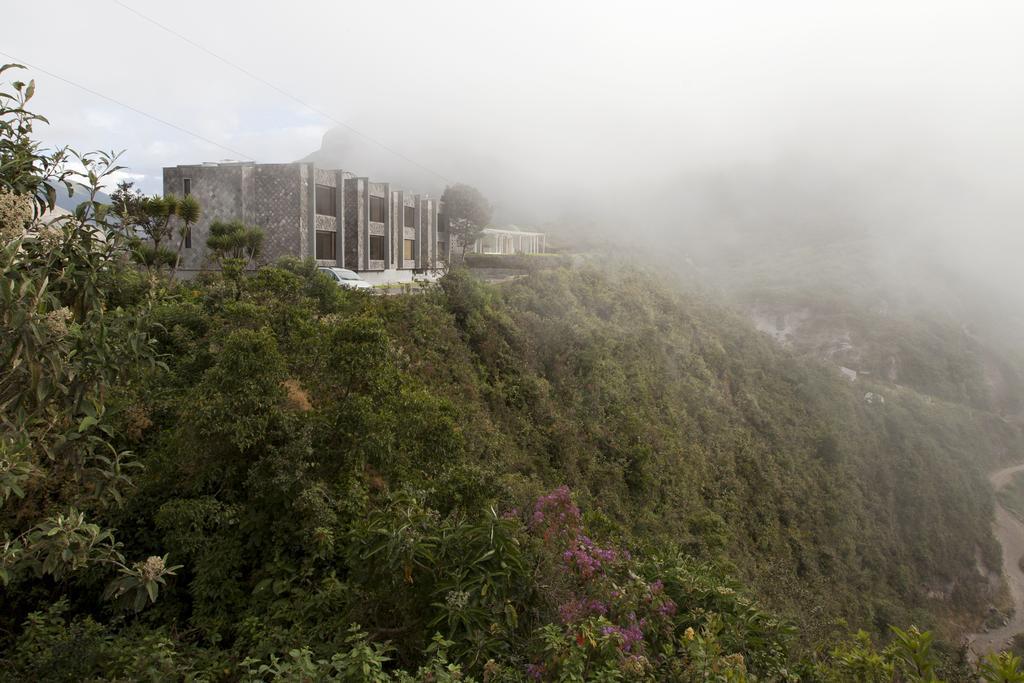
[162,161,444,276]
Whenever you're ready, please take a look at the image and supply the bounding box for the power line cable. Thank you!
[112,0,453,184]
[0,50,256,161]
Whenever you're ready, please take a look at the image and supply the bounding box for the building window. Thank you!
[184,226,192,249]
[404,239,415,261]
[404,206,415,227]
[438,241,448,259]
[316,184,336,216]
[369,234,385,261]
[437,212,448,232]
[315,230,336,260]
[182,178,191,195]
[369,195,386,223]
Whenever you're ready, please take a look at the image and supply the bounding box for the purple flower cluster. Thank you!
[527,487,683,671]
[645,579,677,616]
[531,485,581,541]
[562,534,618,579]
[601,615,646,652]
[526,663,546,680]
[558,597,609,624]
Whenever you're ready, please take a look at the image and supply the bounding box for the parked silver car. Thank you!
[317,267,373,290]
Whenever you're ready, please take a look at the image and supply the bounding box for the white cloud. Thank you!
[4,0,1024,299]
[101,169,147,193]
[82,108,120,130]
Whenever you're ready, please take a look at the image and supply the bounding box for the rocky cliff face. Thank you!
[740,296,1023,415]
[299,127,446,196]
[298,127,592,229]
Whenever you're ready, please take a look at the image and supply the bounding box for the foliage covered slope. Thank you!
[4,65,1024,681]
[6,248,1022,678]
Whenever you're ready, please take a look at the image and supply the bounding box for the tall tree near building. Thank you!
[109,183,177,247]
[110,181,200,275]
[206,219,263,272]
[169,194,200,281]
[440,183,492,257]
[206,219,263,298]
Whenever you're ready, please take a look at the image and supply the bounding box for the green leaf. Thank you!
[78,415,98,432]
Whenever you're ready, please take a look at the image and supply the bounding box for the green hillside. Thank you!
[5,246,1021,679]
[5,66,1024,681]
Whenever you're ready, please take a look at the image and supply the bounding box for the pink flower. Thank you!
[531,486,581,540]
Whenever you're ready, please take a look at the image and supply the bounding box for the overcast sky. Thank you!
[5,0,1024,296]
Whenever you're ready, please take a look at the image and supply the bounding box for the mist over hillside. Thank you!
[8,0,1024,679]
[301,114,1024,362]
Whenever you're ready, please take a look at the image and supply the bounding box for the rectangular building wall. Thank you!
[344,176,365,269]
[390,191,402,269]
[417,196,437,271]
[253,163,308,264]
[163,163,252,271]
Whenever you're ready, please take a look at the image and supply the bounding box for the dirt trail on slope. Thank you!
[968,463,1024,656]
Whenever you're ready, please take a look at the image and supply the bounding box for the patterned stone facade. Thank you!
[162,162,442,274]
[418,196,438,267]
[163,163,250,270]
[343,176,364,269]
[254,163,307,264]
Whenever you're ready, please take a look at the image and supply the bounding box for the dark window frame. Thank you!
[404,205,415,227]
[369,234,386,260]
[403,238,416,261]
[315,184,336,216]
[315,230,336,260]
[184,226,192,249]
[369,195,386,223]
[182,178,191,196]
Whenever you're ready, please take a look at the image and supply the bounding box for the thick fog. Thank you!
[6,1,1024,321]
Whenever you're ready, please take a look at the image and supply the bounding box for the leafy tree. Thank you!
[108,179,146,238]
[0,64,77,217]
[204,219,264,300]
[170,193,200,280]
[207,218,263,272]
[980,652,1024,683]
[0,65,176,612]
[440,183,492,258]
[112,185,177,257]
[109,181,201,276]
